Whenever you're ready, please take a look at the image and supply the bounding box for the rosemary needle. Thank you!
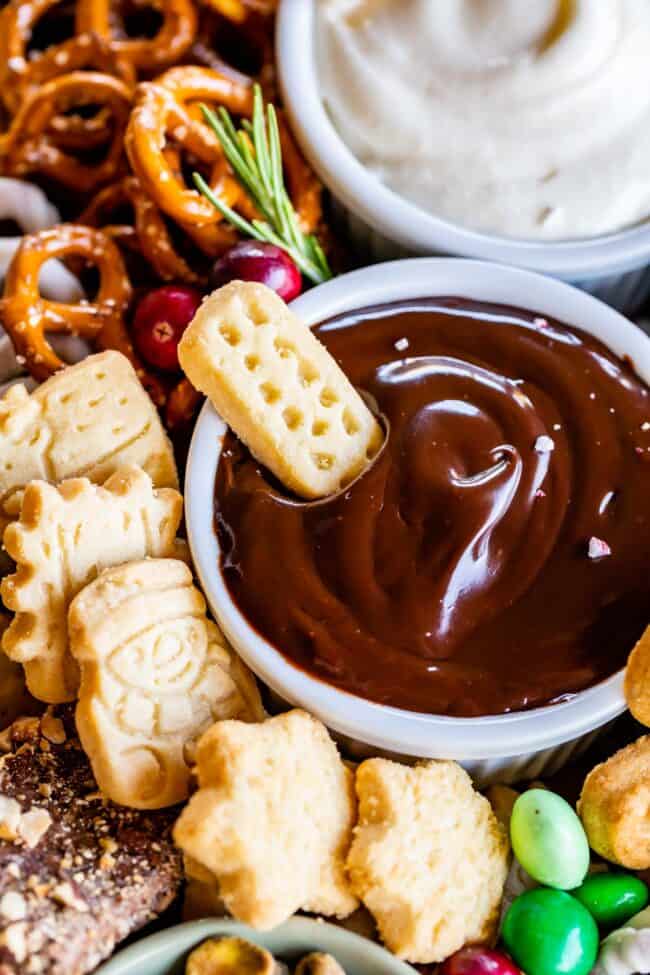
[194,85,332,286]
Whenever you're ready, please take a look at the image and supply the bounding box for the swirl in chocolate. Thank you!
[215,300,650,717]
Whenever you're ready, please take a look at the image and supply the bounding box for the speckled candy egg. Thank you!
[510,789,589,890]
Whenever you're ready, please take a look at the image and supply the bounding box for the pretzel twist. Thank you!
[125,66,253,226]
[0,0,66,114]
[29,34,136,150]
[76,0,198,73]
[81,176,209,283]
[1,72,132,193]
[0,225,164,405]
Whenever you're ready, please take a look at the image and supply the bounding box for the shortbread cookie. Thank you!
[346,759,509,963]
[1,466,182,704]
[0,709,182,975]
[69,559,264,809]
[0,613,38,730]
[178,282,383,499]
[174,709,358,929]
[0,350,178,528]
[577,735,650,869]
[625,625,650,727]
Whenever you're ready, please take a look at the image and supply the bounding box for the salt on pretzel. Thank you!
[76,0,198,73]
[126,66,321,238]
[1,72,132,194]
[126,65,253,226]
[0,13,135,148]
[29,34,136,151]
[81,176,205,283]
[0,225,163,406]
[0,0,68,113]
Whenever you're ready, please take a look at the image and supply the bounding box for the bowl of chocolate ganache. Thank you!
[184,259,650,784]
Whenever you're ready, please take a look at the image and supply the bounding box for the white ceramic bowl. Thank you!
[185,259,650,785]
[276,0,650,316]
[97,918,417,975]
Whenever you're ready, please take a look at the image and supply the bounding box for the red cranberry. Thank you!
[132,285,202,373]
[439,947,522,975]
[209,241,302,301]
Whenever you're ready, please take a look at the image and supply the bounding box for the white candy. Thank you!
[498,857,537,930]
[592,907,650,975]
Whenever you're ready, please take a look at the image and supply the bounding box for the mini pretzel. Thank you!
[126,66,321,238]
[0,14,135,150]
[0,225,164,406]
[27,34,136,151]
[190,7,276,97]
[126,66,252,226]
[76,0,198,74]
[1,72,132,193]
[0,179,83,303]
[0,0,69,114]
[78,179,142,258]
[81,175,233,281]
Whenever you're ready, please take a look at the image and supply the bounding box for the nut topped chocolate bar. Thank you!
[0,709,183,975]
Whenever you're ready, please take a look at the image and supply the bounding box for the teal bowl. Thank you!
[96,918,417,975]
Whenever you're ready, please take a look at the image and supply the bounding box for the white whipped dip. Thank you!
[316,0,650,240]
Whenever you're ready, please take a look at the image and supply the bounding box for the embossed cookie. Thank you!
[174,709,358,929]
[1,466,182,704]
[0,350,178,527]
[69,558,264,809]
[178,282,383,499]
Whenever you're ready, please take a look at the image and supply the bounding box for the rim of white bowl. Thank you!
[185,258,648,760]
[276,0,650,281]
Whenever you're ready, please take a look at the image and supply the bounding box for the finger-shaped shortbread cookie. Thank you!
[69,559,264,809]
[0,350,178,528]
[178,282,383,499]
[174,709,358,928]
[1,466,182,703]
[625,625,650,727]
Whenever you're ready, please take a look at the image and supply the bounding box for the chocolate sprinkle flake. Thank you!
[0,709,182,975]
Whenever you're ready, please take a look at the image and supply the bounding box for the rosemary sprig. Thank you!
[193,85,332,285]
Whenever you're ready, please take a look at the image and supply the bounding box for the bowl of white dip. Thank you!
[277,0,650,314]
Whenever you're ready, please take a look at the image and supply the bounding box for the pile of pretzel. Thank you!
[0,0,322,426]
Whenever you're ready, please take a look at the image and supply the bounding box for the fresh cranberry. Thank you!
[439,947,522,975]
[132,285,202,372]
[209,241,302,301]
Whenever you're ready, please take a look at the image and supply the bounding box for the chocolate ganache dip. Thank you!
[214,299,650,717]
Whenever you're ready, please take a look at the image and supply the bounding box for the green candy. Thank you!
[510,789,589,889]
[573,873,649,929]
[502,889,599,975]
